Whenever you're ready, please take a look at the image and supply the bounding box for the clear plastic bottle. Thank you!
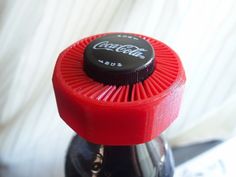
[65,135,174,177]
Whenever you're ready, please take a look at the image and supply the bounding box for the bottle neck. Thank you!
[66,135,174,177]
[91,145,139,176]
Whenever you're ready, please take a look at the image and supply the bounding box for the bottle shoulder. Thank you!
[66,135,174,177]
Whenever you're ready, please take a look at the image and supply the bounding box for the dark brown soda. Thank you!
[65,135,174,177]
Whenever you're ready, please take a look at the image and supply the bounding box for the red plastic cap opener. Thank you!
[52,33,185,145]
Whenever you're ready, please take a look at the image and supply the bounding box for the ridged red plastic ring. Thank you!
[52,32,185,145]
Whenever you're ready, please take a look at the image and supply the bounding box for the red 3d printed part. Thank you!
[52,33,185,145]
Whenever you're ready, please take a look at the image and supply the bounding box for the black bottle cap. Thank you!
[84,33,155,85]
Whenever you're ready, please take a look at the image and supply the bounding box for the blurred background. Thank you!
[1,0,236,177]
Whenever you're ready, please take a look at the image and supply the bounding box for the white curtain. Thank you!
[1,0,236,176]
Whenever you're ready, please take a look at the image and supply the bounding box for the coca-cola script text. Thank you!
[93,41,147,59]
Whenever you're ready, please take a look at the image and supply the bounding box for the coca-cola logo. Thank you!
[92,41,147,59]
